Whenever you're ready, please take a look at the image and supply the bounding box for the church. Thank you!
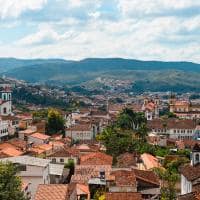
[0,85,12,116]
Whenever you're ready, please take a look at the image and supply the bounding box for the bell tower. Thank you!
[0,85,12,116]
[191,143,200,166]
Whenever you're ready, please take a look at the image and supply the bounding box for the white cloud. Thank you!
[16,24,75,46]
[0,0,47,19]
[118,0,200,17]
[0,0,199,62]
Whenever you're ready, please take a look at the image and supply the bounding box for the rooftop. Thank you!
[29,132,50,140]
[34,184,68,200]
[105,192,142,200]
[1,155,50,167]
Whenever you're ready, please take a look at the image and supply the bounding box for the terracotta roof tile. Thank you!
[34,184,68,200]
[1,147,24,157]
[117,152,138,168]
[105,192,142,200]
[80,152,113,165]
[29,132,50,140]
[147,118,197,130]
[133,169,160,186]
[141,153,161,169]
[180,164,200,181]
[111,169,136,187]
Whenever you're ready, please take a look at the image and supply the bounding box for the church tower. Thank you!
[191,143,200,166]
[0,86,12,116]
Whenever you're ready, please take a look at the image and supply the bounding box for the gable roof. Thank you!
[133,169,160,186]
[34,184,68,200]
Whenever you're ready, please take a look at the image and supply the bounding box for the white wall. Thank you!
[181,175,192,195]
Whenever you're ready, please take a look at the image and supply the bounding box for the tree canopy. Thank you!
[0,162,27,200]
[47,108,65,135]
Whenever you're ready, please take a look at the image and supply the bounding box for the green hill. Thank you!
[1,57,200,92]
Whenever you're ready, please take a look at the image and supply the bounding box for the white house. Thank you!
[1,156,51,199]
[28,132,50,145]
[147,119,197,140]
[65,123,97,141]
[47,147,79,165]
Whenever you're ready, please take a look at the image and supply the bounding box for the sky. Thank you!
[0,0,199,62]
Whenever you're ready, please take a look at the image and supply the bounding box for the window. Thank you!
[18,164,27,171]
[3,107,7,114]
[196,154,200,163]
[60,158,64,163]
[52,158,56,163]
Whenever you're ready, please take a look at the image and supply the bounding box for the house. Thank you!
[34,184,68,200]
[133,169,160,199]
[147,118,197,140]
[169,95,200,119]
[109,169,137,192]
[0,156,51,199]
[18,127,37,140]
[1,115,19,136]
[47,147,79,164]
[28,132,50,145]
[71,165,113,184]
[180,143,200,195]
[65,123,97,141]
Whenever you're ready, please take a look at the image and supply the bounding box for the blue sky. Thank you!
[0,0,199,62]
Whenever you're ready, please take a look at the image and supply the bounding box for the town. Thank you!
[0,77,200,200]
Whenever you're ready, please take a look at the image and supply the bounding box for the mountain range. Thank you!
[0,58,200,92]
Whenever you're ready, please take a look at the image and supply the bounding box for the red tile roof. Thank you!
[180,164,200,181]
[141,153,161,169]
[111,169,136,187]
[105,192,142,200]
[34,184,68,200]
[1,147,24,157]
[29,132,50,140]
[117,152,138,167]
[148,118,197,130]
[133,169,160,186]
[80,152,113,165]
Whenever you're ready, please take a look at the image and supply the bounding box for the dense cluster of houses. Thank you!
[1,83,200,199]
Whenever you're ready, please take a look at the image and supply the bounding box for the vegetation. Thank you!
[13,87,68,108]
[154,167,179,200]
[3,58,200,93]
[47,108,65,135]
[0,162,27,200]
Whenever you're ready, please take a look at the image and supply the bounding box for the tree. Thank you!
[47,108,65,135]
[97,126,135,161]
[153,167,179,200]
[0,162,27,200]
